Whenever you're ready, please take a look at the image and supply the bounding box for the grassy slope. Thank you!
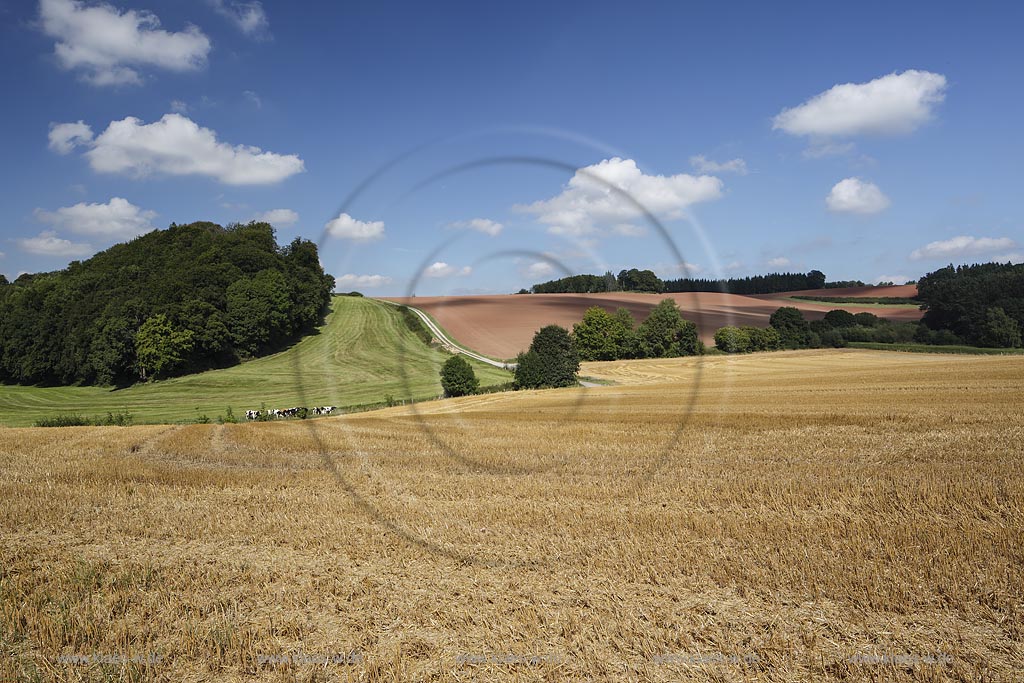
[781,296,921,309]
[0,296,510,427]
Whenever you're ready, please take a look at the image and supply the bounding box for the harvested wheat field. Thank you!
[384,288,923,360]
[2,349,1022,682]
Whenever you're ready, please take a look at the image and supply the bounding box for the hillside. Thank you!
[385,286,923,360]
[0,221,334,386]
[0,296,510,427]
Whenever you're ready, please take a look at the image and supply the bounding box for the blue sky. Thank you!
[2,0,1022,295]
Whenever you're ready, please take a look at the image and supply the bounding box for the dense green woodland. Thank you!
[0,221,334,386]
[917,262,1024,347]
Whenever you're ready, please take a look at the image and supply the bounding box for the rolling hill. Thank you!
[384,286,923,360]
[0,296,511,427]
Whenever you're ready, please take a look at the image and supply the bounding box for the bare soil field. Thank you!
[2,349,1021,682]
[756,284,920,299]
[386,287,923,359]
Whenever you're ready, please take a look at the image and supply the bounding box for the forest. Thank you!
[0,221,335,386]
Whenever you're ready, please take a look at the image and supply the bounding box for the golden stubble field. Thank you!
[1,349,1022,682]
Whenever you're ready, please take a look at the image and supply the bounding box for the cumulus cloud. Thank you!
[170,99,188,113]
[336,273,392,288]
[774,70,947,138]
[874,275,912,285]
[17,230,92,257]
[48,120,94,154]
[449,218,503,236]
[910,235,1017,261]
[423,262,471,278]
[39,0,211,86]
[826,178,890,214]
[253,208,298,226]
[53,113,304,185]
[324,213,385,242]
[525,261,554,279]
[689,155,747,175]
[35,197,155,238]
[208,0,268,38]
[767,256,791,268]
[518,157,723,237]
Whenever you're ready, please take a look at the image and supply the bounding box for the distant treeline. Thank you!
[0,221,335,386]
[531,269,831,295]
[663,270,826,294]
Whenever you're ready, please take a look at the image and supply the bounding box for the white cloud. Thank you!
[767,256,791,268]
[449,217,503,236]
[336,273,392,288]
[208,0,268,38]
[802,141,855,159]
[243,90,262,109]
[16,230,92,257]
[873,275,911,285]
[826,177,890,214]
[910,235,1017,261]
[324,213,385,242]
[774,70,947,138]
[611,223,646,237]
[48,120,93,154]
[170,99,188,113]
[253,208,298,226]
[525,261,554,279]
[423,262,471,278]
[39,0,211,86]
[34,197,156,238]
[689,155,747,175]
[517,157,723,237]
[57,113,304,185]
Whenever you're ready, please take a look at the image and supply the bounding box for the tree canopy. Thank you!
[0,221,335,386]
[636,299,700,357]
[514,325,579,389]
[440,355,479,397]
[917,262,1024,347]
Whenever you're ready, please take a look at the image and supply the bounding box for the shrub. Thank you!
[743,326,781,351]
[822,309,858,329]
[714,326,751,353]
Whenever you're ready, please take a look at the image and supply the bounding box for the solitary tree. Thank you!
[514,325,579,388]
[440,355,479,396]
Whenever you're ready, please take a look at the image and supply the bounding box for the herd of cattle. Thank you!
[245,406,336,420]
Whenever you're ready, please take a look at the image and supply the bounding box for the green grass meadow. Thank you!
[0,296,511,427]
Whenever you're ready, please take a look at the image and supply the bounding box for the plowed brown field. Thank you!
[386,286,922,359]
